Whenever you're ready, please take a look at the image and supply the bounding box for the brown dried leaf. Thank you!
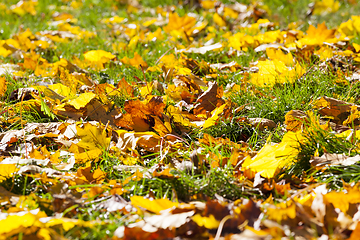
[193,81,225,116]
[50,182,82,213]
[248,118,276,130]
[311,153,360,167]
[86,99,121,126]
[314,96,360,124]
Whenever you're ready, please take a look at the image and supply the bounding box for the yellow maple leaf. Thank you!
[224,7,238,19]
[324,187,360,213]
[166,105,196,128]
[139,83,153,97]
[83,50,115,69]
[84,50,115,63]
[22,52,50,76]
[145,28,164,42]
[158,54,191,75]
[314,46,334,60]
[152,115,172,136]
[266,48,294,66]
[163,12,197,38]
[57,68,93,94]
[29,146,50,160]
[76,122,111,150]
[353,43,360,52]
[242,131,305,178]
[76,163,106,184]
[296,23,337,47]
[201,0,215,9]
[228,32,255,51]
[338,16,360,37]
[250,60,305,87]
[100,15,125,24]
[343,105,360,126]
[123,170,143,185]
[46,218,92,231]
[130,196,178,214]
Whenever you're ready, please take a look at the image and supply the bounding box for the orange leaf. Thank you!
[0,76,7,97]
[120,52,148,69]
[123,170,143,185]
[116,77,134,97]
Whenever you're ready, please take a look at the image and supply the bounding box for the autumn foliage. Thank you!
[2,0,360,239]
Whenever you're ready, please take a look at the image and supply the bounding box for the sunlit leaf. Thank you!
[130,196,179,214]
[76,122,111,150]
[250,59,305,87]
[83,50,115,69]
[192,214,220,229]
[242,131,305,178]
[296,23,337,47]
[163,12,197,39]
[324,187,360,213]
[267,201,297,222]
[65,92,96,110]
[120,52,148,69]
[0,164,19,182]
[313,0,340,15]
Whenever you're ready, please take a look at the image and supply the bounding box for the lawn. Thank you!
[2,0,360,239]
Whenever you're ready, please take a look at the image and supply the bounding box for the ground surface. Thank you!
[2,0,360,239]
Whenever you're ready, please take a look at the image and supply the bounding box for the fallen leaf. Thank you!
[0,164,19,182]
[248,118,276,130]
[83,49,115,64]
[313,96,357,124]
[193,81,225,116]
[192,214,220,229]
[121,52,148,69]
[242,131,305,178]
[311,153,360,167]
[313,0,340,15]
[69,92,97,109]
[130,196,179,214]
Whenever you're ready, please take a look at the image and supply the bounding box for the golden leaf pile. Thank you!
[2,0,360,239]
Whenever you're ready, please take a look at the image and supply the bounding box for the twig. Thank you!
[155,47,175,65]
[214,215,233,240]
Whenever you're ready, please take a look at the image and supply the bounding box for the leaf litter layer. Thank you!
[3,0,360,239]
